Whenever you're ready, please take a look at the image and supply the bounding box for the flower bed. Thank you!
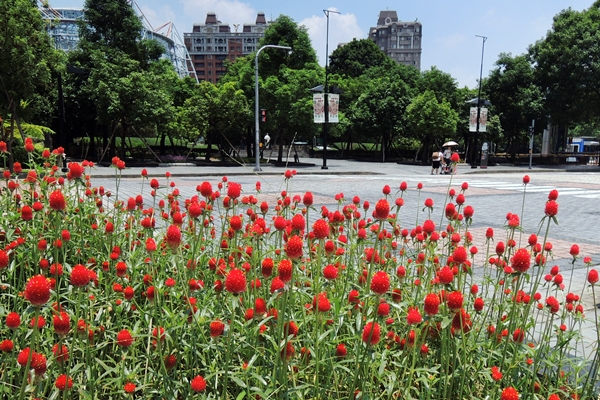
[0,147,599,399]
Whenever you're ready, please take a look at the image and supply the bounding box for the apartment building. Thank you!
[184,12,269,83]
[369,10,422,70]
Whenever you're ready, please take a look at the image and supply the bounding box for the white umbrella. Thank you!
[442,141,458,147]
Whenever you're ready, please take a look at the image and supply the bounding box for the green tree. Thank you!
[347,73,412,162]
[406,90,459,161]
[224,15,321,163]
[484,53,544,161]
[418,66,460,110]
[0,0,60,164]
[329,38,395,78]
[179,81,250,162]
[529,2,600,126]
[66,0,171,160]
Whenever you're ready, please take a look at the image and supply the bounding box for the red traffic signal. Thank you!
[261,109,266,122]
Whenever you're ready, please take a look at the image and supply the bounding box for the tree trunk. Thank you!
[277,128,284,163]
[205,131,213,161]
[245,127,253,158]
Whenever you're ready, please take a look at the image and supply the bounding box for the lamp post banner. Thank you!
[313,94,325,123]
[469,107,488,132]
[479,107,488,132]
[328,94,339,123]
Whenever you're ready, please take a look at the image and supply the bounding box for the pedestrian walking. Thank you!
[431,151,442,174]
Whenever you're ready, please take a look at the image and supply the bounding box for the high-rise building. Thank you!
[368,11,422,70]
[184,12,269,83]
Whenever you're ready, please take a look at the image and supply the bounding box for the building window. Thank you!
[208,62,212,67]
[198,71,205,76]
[206,38,211,44]
[195,55,204,60]
[208,70,212,75]
[195,62,204,68]
[207,55,212,59]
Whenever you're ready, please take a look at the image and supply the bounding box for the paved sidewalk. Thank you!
[86,157,600,179]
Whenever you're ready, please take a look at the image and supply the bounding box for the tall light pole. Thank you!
[471,35,487,168]
[254,44,292,172]
[321,9,340,170]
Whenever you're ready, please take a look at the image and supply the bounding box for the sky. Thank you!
[50,0,594,88]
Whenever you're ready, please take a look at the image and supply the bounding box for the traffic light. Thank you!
[261,109,266,122]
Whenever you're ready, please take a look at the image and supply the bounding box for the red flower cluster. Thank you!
[24,275,51,307]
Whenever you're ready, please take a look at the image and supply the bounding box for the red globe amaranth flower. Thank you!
[53,311,71,336]
[437,266,454,285]
[570,244,580,257]
[373,199,390,220]
[52,343,69,363]
[548,189,559,201]
[70,264,90,287]
[124,382,136,394]
[406,307,422,324]
[227,182,241,199]
[424,293,440,315]
[370,271,390,295]
[452,246,468,264]
[312,292,331,312]
[290,214,305,231]
[500,386,519,400]
[523,175,530,184]
[190,375,207,392]
[312,219,329,239]
[323,264,338,280]
[6,312,21,329]
[224,268,246,294]
[303,192,313,206]
[451,152,460,162]
[24,275,51,307]
[285,235,303,260]
[229,215,243,231]
[165,225,182,249]
[546,296,560,313]
[198,182,212,198]
[0,339,13,352]
[511,248,531,273]
[446,291,464,311]
[55,374,73,391]
[116,329,134,347]
[278,259,293,283]
[336,343,347,357]
[20,206,33,221]
[49,190,66,211]
[0,250,9,269]
[209,320,225,337]
[473,297,484,312]
[588,269,599,285]
[31,352,47,374]
[68,162,84,179]
[362,321,381,345]
[491,366,503,381]
[545,200,559,217]
[463,205,474,219]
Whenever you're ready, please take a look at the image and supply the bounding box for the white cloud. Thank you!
[300,10,364,65]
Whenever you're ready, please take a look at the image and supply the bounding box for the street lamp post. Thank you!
[471,35,487,168]
[321,9,340,170]
[254,45,292,172]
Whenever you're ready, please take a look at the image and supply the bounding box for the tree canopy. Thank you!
[529,2,600,126]
[329,39,395,78]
